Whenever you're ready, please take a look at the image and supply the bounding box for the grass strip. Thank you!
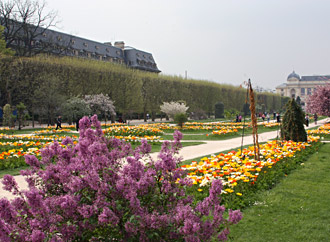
[228,143,330,242]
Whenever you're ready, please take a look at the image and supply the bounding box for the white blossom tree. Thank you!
[62,97,91,124]
[84,94,116,123]
[160,101,189,119]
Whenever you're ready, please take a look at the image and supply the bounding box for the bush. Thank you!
[3,104,13,127]
[0,115,241,241]
[215,102,224,118]
[281,98,307,142]
[174,113,188,128]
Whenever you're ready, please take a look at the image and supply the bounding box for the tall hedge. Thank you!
[0,55,287,120]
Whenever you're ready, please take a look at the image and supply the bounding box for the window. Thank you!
[307,88,312,95]
[83,42,88,47]
[301,88,305,96]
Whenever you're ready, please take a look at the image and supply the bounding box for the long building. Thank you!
[276,71,330,108]
[3,19,160,73]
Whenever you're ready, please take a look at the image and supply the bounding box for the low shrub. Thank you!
[0,115,241,241]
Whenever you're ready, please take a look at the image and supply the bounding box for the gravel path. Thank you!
[1,118,329,200]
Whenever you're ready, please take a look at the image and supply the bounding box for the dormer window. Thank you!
[95,46,99,50]
[57,36,62,41]
[116,50,120,55]
[70,39,75,44]
[42,33,47,37]
[83,42,88,47]
[106,48,110,52]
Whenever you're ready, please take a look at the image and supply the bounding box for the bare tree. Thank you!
[0,0,60,56]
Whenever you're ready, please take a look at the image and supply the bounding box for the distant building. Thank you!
[276,71,330,108]
[3,20,160,73]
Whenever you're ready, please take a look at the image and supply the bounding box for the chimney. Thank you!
[104,42,112,46]
[114,41,125,50]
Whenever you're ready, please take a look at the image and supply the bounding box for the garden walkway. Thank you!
[151,118,330,161]
[1,118,329,200]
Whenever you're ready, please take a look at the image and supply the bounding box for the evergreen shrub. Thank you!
[215,102,224,118]
[281,98,307,142]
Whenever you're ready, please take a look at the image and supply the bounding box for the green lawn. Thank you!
[228,143,330,242]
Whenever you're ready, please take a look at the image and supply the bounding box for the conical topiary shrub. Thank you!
[215,102,224,118]
[281,98,307,142]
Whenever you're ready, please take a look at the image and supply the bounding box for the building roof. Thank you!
[3,18,161,72]
[287,71,300,80]
[300,75,330,82]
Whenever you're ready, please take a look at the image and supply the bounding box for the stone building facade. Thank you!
[276,71,330,108]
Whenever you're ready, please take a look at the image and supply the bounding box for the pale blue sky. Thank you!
[46,0,330,89]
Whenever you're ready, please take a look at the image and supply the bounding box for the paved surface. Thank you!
[1,118,329,200]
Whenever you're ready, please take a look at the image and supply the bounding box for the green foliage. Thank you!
[0,25,14,56]
[281,98,307,142]
[0,55,285,120]
[3,104,13,126]
[16,102,26,130]
[214,102,224,118]
[242,103,250,116]
[174,113,188,128]
[224,108,239,120]
[62,97,91,123]
[296,96,301,106]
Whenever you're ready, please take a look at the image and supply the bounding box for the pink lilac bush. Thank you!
[0,115,242,241]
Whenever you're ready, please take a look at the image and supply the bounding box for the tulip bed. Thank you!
[0,139,46,170]
[307,123,330,137]
[103,125,164,137]
[181,136,321,209]
[211,128,239,136]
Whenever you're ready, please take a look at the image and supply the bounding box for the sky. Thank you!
[45,0,330,90]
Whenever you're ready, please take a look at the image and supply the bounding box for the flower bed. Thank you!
[103,125,164,137]
[181,136,320,209]
[211,128,239,136]
[32,128,72,135]
[307,123,330,136]
[263,122,281,128]
[110,135,162,144]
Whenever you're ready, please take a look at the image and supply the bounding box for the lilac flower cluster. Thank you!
[0,115,242,241]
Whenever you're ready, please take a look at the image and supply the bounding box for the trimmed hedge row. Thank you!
[0,55,288,119]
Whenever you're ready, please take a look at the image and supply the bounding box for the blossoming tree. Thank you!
[0,115,241,241]
[160,101,189,119]
[84,93,116,123]
[306,83,330,116]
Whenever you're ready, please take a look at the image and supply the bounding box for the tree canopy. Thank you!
[306,84,330,116]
